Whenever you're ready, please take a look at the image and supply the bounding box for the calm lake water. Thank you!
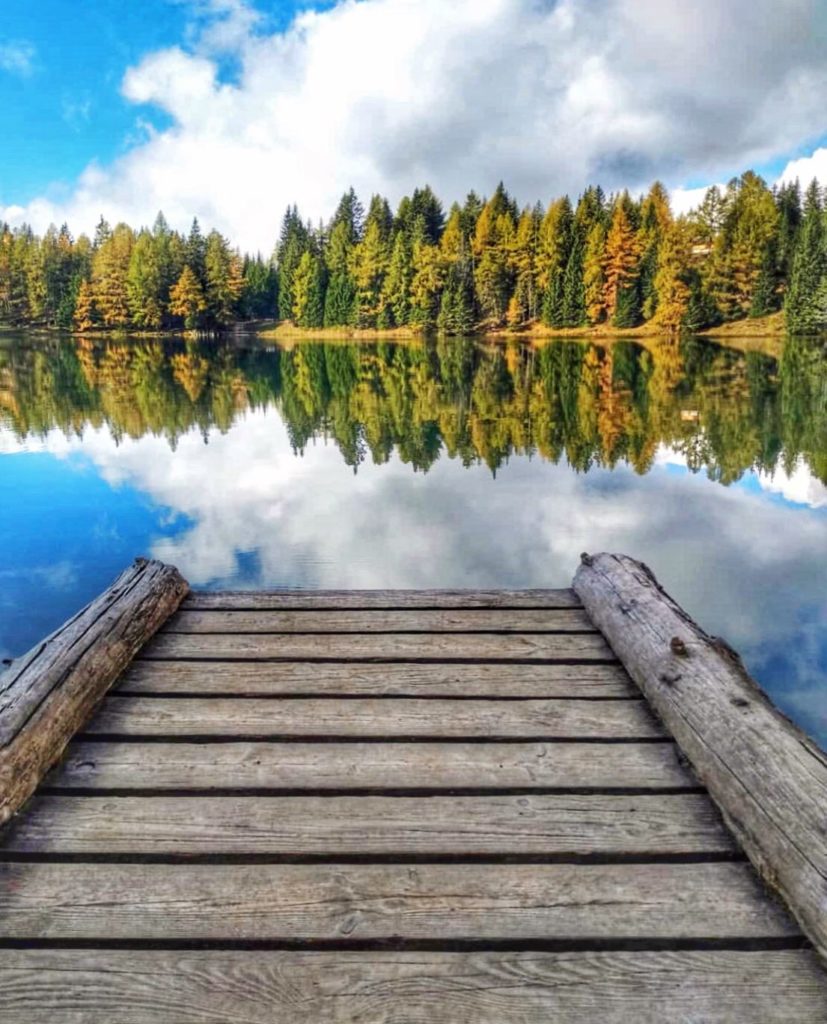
[1,330,826,747]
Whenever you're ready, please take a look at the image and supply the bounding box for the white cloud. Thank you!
[4,411,826,741]
[3,0,827,249]
[776,146,827,188]
[0,41,36,77]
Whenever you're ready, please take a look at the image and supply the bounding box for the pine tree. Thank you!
[73,279,97,332]
[292,250,326,328]
[127,230,165,328]
[350,219,388,327]
[438,254,475,334]
[205,231,244,326]
[652,221,692,330]
[603,195,641,326]
[381,231,413,327]
[275,206,310,322]
[583,223,607,324]
[169,265,207,329]
[785,179,826,333]
[92,223,134,327]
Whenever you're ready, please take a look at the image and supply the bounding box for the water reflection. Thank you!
[0,332,825,745]
[1,333,824,482]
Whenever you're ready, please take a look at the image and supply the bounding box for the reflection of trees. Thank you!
[0,333,824,485]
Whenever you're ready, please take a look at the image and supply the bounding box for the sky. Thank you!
[2,0,827,252]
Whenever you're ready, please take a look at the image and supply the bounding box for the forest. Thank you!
[1,334,824,485]
[1,171,827,335]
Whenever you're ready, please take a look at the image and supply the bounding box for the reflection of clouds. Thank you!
[757,465,827,509]
[1,414,826,743]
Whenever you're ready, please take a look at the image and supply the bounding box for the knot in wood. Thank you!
[670,636,689,657]
[580,552,593,566]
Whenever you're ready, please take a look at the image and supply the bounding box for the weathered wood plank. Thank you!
[1,950,825,1023]
[84,696,664,738]
[574,551,827,963]
[164,608,596,634]
[0,862,795,941]
[0,793,735,855]
[116,660,636,697]
[49,739,693,791]
[141,632,614,661]
[184,588,581,610]
[0,559,188,824]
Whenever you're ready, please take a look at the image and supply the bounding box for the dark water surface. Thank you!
[1,331,825,746]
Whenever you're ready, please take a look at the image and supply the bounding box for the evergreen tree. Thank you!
[73,279,97,331]
[350,219,388,327]
[292,250,326,328]
[127,230,165,328]
[381,231,413,327]
[169,265,207,329]
[275,206,310,321]
[92,223,134,327]
[438,253,475,334]
[205,231,244,326]
[785,180,826,333]
[603,194,641,326]
[538,197,573,326]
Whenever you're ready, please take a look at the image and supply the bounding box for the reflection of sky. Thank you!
[1,411,826,748]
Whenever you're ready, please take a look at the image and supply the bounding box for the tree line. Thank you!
[2,334,824,485]
[2,170,827,333]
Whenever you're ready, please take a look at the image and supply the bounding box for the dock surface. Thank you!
[1,582,826,1021]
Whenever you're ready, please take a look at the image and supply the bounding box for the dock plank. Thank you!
[49,740,693,791]
[164,609,596,633]
[0,862,795,941]
[1,950,825,1023]
[116,660,636,697]
[184,588,582,610]
[141,632,614,661]
[85,696,664,738]
[0,793,735,856]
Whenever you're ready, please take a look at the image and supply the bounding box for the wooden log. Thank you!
[116,660,636,697]
[0,559,188,824]
[0,793,735,856]
[573,551,827,963]
[141,632,614,662]
[184,588,581,610]
[0,862,796,941]
[164,608,596,634]
[49,739,693,791]
[84,695,664,739]
[0,950,825,1024]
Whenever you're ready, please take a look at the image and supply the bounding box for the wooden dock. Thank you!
[0,555,826,1021]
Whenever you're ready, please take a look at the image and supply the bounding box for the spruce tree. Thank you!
[785,179,826,333]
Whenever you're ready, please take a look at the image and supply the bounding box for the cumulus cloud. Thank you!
[0,41,36,77]
[776,145,827,188]
[3,0,827,249]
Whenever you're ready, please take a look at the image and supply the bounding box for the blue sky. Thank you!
[0,1,326,205]
[2,0,827,251]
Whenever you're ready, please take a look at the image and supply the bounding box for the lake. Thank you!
[1,330,825,747]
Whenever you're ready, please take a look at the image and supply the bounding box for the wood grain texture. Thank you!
[1,950,825,1023]
[0,559,188,824]
[184,588,581,610]
[574,552,827,964]
[116,660,636,697]
[0,793,735,855]
[141,632,614,661]
[84,696,664,738]
[164,608,596,634]
[49,739,693,791]
[0,862,795,941]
